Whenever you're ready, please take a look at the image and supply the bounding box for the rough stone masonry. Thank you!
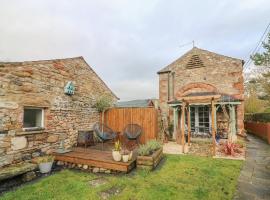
[0,57,117,167]
[158,47,245,136]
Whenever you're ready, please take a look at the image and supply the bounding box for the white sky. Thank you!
[0,0,270,100]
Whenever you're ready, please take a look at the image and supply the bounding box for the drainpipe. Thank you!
[172,72,175,100]
[167,72,170,101]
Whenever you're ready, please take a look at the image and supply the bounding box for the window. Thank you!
[23,107,44,130]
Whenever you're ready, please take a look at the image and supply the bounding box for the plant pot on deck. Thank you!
[122,154,129,162]
[112,151,122,162]
[137,148,163,170]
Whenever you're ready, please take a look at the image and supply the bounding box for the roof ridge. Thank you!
[157,47,243,74]
[192,47,243,61]
[0,56,84,65]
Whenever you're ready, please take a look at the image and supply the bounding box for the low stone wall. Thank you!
[56,161,119,174]
[245,121,270,144]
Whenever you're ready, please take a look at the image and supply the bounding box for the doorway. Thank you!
[189,105,210,136]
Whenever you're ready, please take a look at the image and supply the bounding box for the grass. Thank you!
[0,155,243,200]
[264,107,270,112]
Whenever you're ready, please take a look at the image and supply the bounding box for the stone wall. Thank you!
[158,47,244,134]
[0,57,117,167]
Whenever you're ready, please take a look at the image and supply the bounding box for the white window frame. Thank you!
[23,107,45,131]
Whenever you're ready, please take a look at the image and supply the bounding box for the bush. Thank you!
[35,155,55,164]
[138,144,150,156]
[222,141,243,156]
[147,140,162,152]
[138,140,162,156]
[245,113,270,123]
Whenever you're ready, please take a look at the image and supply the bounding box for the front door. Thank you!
[189,106,210,135]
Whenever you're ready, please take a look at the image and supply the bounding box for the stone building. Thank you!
[0,57,117,167]
[158,47,244,143]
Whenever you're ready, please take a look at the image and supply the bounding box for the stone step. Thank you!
[0,163,37,181]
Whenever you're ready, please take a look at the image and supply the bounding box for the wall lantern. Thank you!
[64,81,75,95]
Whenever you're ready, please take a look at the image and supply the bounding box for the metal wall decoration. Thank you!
[64,81,75,95]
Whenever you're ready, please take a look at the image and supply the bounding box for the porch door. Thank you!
[190,106,210,135]
[198,106,210,133]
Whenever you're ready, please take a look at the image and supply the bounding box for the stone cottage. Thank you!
[0,57,117,167]
[158,47,244,143]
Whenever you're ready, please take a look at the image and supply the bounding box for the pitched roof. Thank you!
[116,99,154,108]
[157,47,243,74]
[0,57,118,99]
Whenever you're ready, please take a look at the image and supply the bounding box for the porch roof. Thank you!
[168,92,241,106]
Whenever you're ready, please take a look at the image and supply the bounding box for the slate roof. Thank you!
[116,99,154,108]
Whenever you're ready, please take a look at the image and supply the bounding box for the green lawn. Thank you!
[0,155,243,200]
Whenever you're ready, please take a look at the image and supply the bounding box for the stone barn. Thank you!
[158,47,244,144]
[0,57,117,167]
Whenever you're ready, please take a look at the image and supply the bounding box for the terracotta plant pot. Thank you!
[38,162,53,173]
[112,150,121,162]
[122,154,129,163]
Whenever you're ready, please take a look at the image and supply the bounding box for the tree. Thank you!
[244,80,267,113]
[250,32,270,106]
[94,95,113,125]
[251,32,270,66]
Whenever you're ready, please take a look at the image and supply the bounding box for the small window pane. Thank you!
[23,108,43,128]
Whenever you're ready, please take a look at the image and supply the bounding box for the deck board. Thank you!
[53,147,136,172]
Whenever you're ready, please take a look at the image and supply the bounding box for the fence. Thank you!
[245,121,270,144]
[244,113,270,144]
[102,107,158,144]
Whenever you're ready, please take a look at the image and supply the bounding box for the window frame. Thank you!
[22,107,45,131]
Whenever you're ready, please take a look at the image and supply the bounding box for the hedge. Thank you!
[245,113,270,123]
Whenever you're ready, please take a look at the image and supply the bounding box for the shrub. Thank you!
[35,155,55,164]
[138,140,162,156]
[245,113,270,123]
[222,141,243,156]
[114,140,121,151]
[235,140,246,148]
[138,144,150,156]
[147,140,162,152]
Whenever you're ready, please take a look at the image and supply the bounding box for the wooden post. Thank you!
[187,104,191,146]
[176,108,181,144]
[181,102,186,152]
[229,105,236,142]
[211,99,216,156]
[173,107,178,140]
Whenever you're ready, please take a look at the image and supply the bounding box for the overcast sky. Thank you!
[0,0,270,100]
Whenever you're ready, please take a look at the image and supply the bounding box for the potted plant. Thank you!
[36,155,55,173]
[112,140,122,161]
[122,150,130,162]
[93,95,113,126]
[137,140,163,170]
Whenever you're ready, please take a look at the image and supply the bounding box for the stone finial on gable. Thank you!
[64,81,75,95]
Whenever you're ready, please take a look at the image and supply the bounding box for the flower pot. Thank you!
[112,150,121,162]
[122,154,129,163]
[38,162,53,173]
[128,151,133,160]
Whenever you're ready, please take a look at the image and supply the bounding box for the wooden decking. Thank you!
[54,147,136,173]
